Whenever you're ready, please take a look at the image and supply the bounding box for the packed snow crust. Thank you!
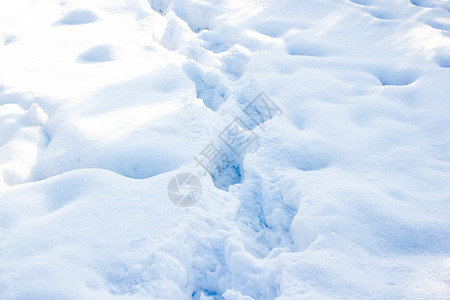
[1,0,450,299]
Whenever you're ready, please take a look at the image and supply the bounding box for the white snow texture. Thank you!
[1,0,450,299]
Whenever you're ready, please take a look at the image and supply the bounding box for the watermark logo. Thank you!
[219,117,258,155]
[244,92,282,130]
[167,92,282,205]
[167,173,202,207]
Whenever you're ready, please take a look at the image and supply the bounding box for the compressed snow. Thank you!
[1,0,450,299]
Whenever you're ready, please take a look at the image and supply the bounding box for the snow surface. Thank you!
[1,0,450,299]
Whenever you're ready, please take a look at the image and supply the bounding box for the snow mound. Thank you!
[55,9,99,25]
[77,44,117,63]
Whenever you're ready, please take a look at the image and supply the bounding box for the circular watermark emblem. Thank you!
[167,173,202,207]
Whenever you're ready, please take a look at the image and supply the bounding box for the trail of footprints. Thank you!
[152,1,257,190]
[144,2,306,297]
[151,5,310,300]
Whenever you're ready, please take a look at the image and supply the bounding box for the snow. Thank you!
[1,0,450,299]
[55,9,100,26]
[77,44,117,63]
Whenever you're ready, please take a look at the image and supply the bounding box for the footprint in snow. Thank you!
[252,20,306,38]
[220,45,251,80]
[419,9,450,31]
[182,60,229,111]
[284,38,330,57]
[367,8,400,20]
[435,52,450,68]
[368,66,422,86]
[2,35,18,45]
[410,0,439,8]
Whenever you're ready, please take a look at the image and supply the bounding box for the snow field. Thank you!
[1,0,450,299]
